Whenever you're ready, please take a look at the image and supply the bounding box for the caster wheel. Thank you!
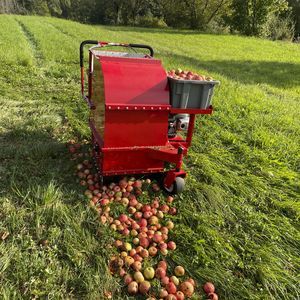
[164,177,185,194]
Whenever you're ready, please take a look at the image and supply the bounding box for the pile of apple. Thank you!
[68,141,219,300]
[167,69,213,81]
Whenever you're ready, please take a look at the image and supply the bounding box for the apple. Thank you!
[155,267,166,279]
[166,295,177,300]
[161,276,170,286]
[144,267,155,280]
[169,207,177,215]
[124,274,133,285]
[170,276,179,286]
[119,268,126,277]
[134,271,144,283]
[203,282,215,294]
[176,291,185,300]
[166,221,174,230]
[124,256,134,266]
[166,282,177,294]
[120,251,127,258]
[153,234,163,243]
[139,281,151,294]
[140,249,149,258]
[158,260,167,270]
[130,229,138,237]
[149,216,159,225]
[148,246,158,257]
[129,249,136,257]
[174,266,185,277]
[143,211,152,219]
[159,289,169,298]
[167,241,176,250]
[123,242,132,252]
[160,248,168,256]
[132,261,142,271]
[139,237,150,249]
[208,293,219,300]
[133,237,139,245]
[128,206,136,214]
[180,281,194,297]
[187,278,195,287]
[128,281,138,294]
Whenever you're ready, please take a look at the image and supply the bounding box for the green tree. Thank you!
[229,0,289,35]
[162,0,231,29]
[287,0,300,35]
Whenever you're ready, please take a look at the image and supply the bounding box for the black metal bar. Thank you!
[128,43,154,57]
[80,40,98,67]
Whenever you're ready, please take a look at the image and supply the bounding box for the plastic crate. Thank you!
[168,77,220,109]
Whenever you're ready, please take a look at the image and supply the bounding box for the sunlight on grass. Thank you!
[0,14,299,300]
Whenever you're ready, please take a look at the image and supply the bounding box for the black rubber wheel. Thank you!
[164,177,185,194]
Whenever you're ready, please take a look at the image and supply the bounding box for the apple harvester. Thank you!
[79,40,219,194]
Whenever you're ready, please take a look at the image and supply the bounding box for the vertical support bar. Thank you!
[186,114,196,147]
[176,147,184,171]
[88,51,93,98]
[80,67,84,96]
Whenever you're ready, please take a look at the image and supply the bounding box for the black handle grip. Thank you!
[80,40,98,67]
[128,43,154,57]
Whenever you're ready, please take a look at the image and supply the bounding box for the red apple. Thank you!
[155,267,166,279]
[166,282,177,294]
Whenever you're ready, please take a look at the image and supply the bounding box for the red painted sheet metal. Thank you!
[104,110,169,147]
[98,56,169,105]
[102,148,165,174]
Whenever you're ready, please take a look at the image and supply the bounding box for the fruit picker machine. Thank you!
[79,40,219,194]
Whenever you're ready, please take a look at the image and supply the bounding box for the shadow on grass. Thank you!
[161,51,300,89]
[0,127,81,206]
[103,24,205,35]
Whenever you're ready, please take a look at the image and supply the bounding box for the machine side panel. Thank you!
[102,149,164,175]
[104,110,169,147]
[100,57,169,106]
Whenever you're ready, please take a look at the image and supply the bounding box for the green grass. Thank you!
[0,14,299,299]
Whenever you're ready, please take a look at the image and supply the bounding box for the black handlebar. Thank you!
[80,40,154,67]
[128,43,154,57]
[80,40,98,67]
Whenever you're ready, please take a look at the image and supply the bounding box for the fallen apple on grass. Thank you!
[68,141,217,299]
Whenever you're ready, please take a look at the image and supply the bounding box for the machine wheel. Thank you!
[164,177,185,194]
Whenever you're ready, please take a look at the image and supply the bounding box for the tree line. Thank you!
[1,0,299,39]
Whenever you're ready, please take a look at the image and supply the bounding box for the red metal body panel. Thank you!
[97,55,170,149]
[100,56,169,106]
[104,110,169,147]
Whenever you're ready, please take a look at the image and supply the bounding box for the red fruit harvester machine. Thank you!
[80,40,219,194]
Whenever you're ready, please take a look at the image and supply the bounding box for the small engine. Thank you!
[168,114,190,138]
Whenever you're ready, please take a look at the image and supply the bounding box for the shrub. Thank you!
[205,20,230,35]
[261,13,295,41]
[135,16,168,28]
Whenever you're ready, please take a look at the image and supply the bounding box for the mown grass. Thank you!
[0,15,299,299]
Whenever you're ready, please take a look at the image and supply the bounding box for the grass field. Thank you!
[0,14,299,299]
